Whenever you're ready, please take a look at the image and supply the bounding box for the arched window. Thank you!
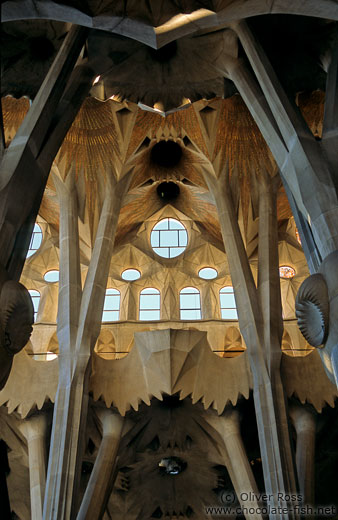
[139,288,161,320]
[28,290,40,322]
[27,223,43,258]
[102,289,120,322]
[219,287,238,319]
[180,287,201,320]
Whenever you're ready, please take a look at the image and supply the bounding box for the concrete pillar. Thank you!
[20,413,48,520]
[77,409,125,520]
[289,404,316,516]
[43,172,132,520]
[201,168,298,518]
[206,410,263,520]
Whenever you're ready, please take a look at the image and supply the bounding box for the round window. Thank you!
[198,267,218,280]
[151,218,187,258]
[279,266,296,279]
[121,269,141,281]
[44,270,59,283]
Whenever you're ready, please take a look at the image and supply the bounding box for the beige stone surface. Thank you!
[0,5,338,519]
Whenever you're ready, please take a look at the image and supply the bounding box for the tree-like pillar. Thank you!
[199,164,298,519]
[206,410,263,520]
[289,404,316,516]
[77,409,124,520]
[43,171,132,519]
[230,20,338,261]
[20,413,48,520]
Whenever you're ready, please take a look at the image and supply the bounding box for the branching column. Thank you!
[230,20,338,262]
[289,404,316,517]
[20,413,48,520]
[77,409,125,520]
[43,171,132,519]
[201,165,297,519]
[206,409,263,520]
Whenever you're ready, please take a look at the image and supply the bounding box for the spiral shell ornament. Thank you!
[0,280,34,355]
[295,273,329,347]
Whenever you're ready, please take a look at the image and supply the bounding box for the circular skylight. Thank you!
[279,265,295,279]
[198,267,218,280]
[121,269,141,281]
[44,270,59,283]
[151,218,188,258]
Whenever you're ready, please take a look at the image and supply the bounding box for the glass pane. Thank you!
[153,247,169,258]
[151,219,188,258]
[153,219,169,230]
[178,230,188,246]
[151,231,160,247]
[139,309,160,320]
[220,286,233,293]
[221,308,238,320]
[141,288,160,294]
[140,294,160,310]
[279,265,295,278]
[106,288,119,295]
[44,270,59,282]
[27,224,43,258]
[169,247,185,258]
[32,297,40,313]
[104,295,120,311]
[168,218,184,230]
[180,293,200,309]
[180,309,201,320]
[31,233,41,249]
[199,267,218,279]
[160,230,178,247]
[180,287,199,294]
[102,310,119,322]
[122,269,141,281]
[220,293,236,308]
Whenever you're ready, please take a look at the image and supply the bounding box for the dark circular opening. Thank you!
[156,182,180,201]
[161,394,182,408]
[29,37,55,61]
[151,141,182,168]
[158,456,187,476]
[149,41,177,63]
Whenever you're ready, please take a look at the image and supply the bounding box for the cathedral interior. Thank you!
[1,1,338,519]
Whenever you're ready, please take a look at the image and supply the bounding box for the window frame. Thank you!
[150,218,188,259]
[219,286,238,320]
[102,288,121,322]
[139,287,161,321]
[179,286,202,320]
[28,289,40,322]
[27,223,43,258]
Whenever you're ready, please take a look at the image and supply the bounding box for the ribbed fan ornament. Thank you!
[0,280,34,355]
[295,273,329,347]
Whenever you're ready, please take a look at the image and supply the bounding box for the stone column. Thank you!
[289,404,316,516]
[206,410,263,520]
[77,409,125,520]
[200,166,298,518]
[20,413,48,520]
[43,172,132,520]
